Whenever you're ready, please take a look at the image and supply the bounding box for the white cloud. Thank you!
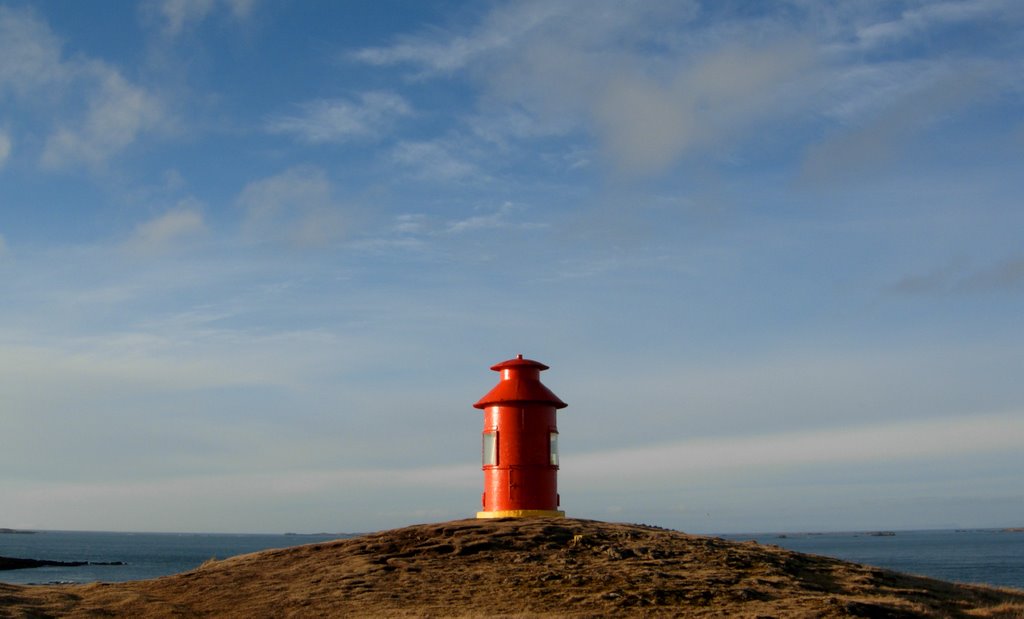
[224,0,256,19]
[352,1,1022,181]
[801,63,992,183]
[266,91,411,143]
[0,7,166,170]
[886,256,1024,295]
[390,141,477,181]
[446,211,507,234]
[354,2,815,175]
[820,62,931,125]
[469,106,577,146]
[855,0,1016,50]
[0,339,261,399]
[0,129,10,167]
[126,201,207,254]
[0,461,477,531]
[354,202,544,250]
[237,166,350,246]
[446,201,542,234]
[351,0,692,76]
[565,411,1024,486]
[147,0,255,37]
[582,42,818,175]
[393,214,428,235]
[0,7,65,96]
[41,64,165,169]
[350,2,558,74]
[156,0,215,36]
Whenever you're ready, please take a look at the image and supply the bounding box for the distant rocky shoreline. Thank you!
[0,528,35,535]
[0,556,125,571]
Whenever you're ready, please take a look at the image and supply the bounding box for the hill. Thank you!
[2,518,1023,617]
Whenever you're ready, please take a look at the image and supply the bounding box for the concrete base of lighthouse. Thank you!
[476,509,565,519]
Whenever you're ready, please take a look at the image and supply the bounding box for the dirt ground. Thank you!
[2,518,1023,618]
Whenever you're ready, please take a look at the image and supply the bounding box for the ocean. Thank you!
[2,528,1022,590]
[720,529,1024,590]
[0,530,344,585]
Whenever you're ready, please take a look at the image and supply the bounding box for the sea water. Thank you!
[720,529,1024,590]
[2,528,1022,590]
[0,530,344,585]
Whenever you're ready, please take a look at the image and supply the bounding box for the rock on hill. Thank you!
[1,518,1022,618]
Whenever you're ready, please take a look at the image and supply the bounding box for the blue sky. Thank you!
[1,0,1022,534]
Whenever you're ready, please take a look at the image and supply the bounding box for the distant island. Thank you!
[0,556,125,571]
[0,528,34,535]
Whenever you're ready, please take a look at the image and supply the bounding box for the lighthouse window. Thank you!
[482,431,498,466]
[549,432,559,466]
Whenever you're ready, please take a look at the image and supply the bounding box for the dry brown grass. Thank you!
[965,600,1024,618]
[2,518,1023,618]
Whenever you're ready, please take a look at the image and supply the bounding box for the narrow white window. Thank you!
[549,432,559,466]
[483,431,498,466]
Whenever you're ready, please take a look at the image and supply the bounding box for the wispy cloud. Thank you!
[353,2,817,176]
[41,64,166,169]
[154,0,215,36]
[468,107,576,145]
[350,1,695,76]
[144,0,256,37]
[390,140,477,181]
[0,461,476,531]
[0,7,166,170]
[350,1,1023,182]
[819,62,934,125]
[565,411,1024,485]
[0,129,10,168]
[0,6,65,96]
[802,60,993,183]
[446,201,543,234]
[266,91,412,144]
[887,256,1024,295]
[855,0,1017,50]
[592,42,815,175]
[392,214,428,235]
[236,166,350,246]
[125,201,207,254]
[350,1,567,74]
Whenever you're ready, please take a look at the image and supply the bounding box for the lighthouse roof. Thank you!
[473,355,568,409]
[489,356,549,372]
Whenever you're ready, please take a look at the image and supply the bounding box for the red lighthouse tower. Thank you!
[474,355,567,518]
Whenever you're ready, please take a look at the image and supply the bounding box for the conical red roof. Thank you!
[473,355,568,409]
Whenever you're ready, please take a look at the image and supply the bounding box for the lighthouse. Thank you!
[474,355,568,518]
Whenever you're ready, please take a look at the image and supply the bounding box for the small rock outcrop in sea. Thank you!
[1,518,1022,617]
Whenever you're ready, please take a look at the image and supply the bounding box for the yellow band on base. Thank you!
[476,509,565,519]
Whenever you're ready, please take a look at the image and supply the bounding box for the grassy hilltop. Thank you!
[2,518,1023,618]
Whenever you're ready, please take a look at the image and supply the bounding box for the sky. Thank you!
[1,0,1023,535]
